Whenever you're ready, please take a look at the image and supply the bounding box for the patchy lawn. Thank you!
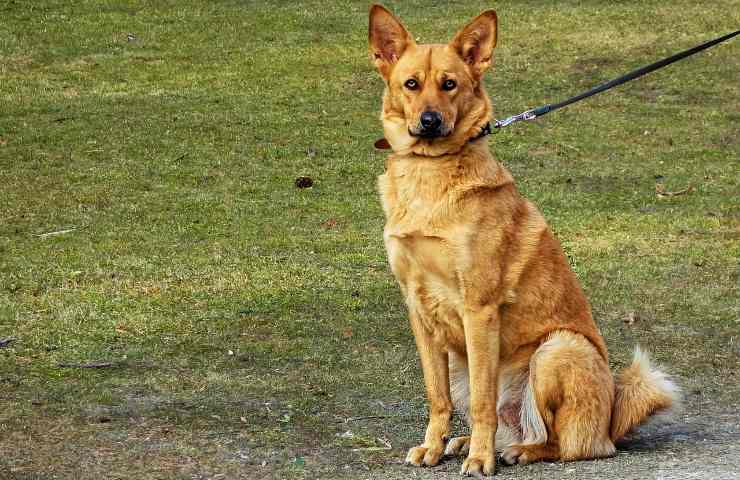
[1,1,738,478]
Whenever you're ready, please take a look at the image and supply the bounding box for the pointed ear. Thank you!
[450,10,497,79]
[369,4,415,80]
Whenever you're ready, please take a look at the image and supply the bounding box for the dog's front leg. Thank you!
[405,310,451,468]
[461,305,499,477]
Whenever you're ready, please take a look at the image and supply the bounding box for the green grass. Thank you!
[1,1,738,478]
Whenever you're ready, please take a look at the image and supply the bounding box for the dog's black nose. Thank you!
[420,111,442,131]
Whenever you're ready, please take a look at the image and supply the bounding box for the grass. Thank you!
[1,0,738,478]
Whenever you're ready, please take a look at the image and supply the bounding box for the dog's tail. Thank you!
[610,347,681,441]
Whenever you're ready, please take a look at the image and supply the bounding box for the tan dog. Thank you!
[368,5,679,477]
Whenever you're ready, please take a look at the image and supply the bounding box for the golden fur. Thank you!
[368,5,679,477]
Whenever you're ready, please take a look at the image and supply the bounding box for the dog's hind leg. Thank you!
[447,348,530,457]
[502,330,616,465]
[445,350,471,457]
[449,349,470,421]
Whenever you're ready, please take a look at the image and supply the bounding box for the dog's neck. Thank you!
[383,140,508,187]
[386,140,495,167]
[381,140,514,212]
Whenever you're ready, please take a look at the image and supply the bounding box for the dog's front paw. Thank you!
[461,453,495,478]
[405,444,444,467]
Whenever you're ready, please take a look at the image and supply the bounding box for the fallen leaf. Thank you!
[320,218,338,229]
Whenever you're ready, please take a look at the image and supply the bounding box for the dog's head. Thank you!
[369,5,497,156]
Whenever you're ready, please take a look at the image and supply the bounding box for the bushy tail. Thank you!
[610,347,681,441]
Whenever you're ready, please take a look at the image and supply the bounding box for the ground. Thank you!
[0,1,738,479]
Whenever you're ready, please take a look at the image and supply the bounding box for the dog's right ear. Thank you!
[369,5,414,80]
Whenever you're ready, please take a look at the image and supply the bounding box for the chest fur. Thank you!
[386,231,468,348]
[379,168,471,348]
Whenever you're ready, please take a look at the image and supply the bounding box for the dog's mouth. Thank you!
[408,125,453,139]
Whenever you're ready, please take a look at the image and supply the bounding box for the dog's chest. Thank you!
[386,230,467,345]
[380,172,469,347]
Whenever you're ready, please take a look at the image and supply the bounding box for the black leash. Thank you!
[493,29,740,131]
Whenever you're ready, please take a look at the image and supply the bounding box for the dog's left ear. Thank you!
[450,10,498,80]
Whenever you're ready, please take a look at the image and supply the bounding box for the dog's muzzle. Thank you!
[410,111,450,139]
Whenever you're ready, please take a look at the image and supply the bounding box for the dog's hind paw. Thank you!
[501,443,559,465]
[501,445,523,465]
[444,436,470,457]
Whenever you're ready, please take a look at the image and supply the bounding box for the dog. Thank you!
[368,5,679,477]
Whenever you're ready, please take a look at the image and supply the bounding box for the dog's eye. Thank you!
[442,79,457,91]
[404,79,418,90]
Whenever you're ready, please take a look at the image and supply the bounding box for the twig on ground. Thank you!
[656,184,695,198]
[352,437,393,451]
[57,361,115,369]
[342,415,391,422]
[33,226,87,238]
[341,414,416,423]
[0,337,17,348]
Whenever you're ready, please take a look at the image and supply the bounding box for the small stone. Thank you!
[624,312,639,325]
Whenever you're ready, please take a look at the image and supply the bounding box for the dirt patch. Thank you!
[316,402,740,479]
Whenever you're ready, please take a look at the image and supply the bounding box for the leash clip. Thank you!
[493,109,538,130]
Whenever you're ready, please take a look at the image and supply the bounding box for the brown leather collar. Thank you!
[373,122,492,150]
